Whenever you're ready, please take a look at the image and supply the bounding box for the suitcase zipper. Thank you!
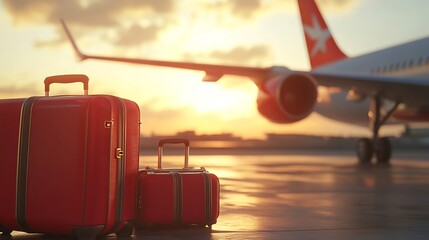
[16,97,39,232]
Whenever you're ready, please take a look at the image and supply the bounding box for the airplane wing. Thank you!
[311,72,429,106]
[60,20,270,84]
[61,20,429,107]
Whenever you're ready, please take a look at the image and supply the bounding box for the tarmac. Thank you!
[6,150,429,239]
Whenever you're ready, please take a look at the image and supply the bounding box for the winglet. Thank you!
[60,19,88,61]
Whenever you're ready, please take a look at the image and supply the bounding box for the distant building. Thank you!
[140,131,429,153]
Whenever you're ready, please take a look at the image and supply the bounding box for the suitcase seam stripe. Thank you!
[203,173,213,225]
[171,172,183,225]
[215,176,220,218]
[16,97,39,232]
[80,97,95,226]
[105,98,114,230]
[117,98,126,230]
[109,97,126,233]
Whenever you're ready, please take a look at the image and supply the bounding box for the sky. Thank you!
[1,0,429,139]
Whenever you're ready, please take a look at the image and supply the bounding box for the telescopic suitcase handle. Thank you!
[158,138,190,169]
[44,74,89,96]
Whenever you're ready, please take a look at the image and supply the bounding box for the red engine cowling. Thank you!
[257,73,318,123]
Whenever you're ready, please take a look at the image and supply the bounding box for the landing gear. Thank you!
[356,138,372,164]
[356,96,400,165]
[375,137,391,164]
[356,137,392,164]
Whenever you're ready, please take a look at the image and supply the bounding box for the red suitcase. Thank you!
[0,75,140,239]
[137,138,220,229]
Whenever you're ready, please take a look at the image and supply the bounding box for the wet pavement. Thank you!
[7,150,429,239]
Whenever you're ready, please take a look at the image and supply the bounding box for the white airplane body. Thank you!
[313,37,429,126]
[315,37,429,79]
[61,0,429,164]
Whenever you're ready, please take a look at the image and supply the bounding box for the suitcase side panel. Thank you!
[0,94,140,236]
[0,99,26,231]
[181,173,220,225]
[84,97,139,234]
[82,96,122,234]
[181,174,206,224]
[81,97,112,227]
[103,97,125,234]
[209,173,221,224]
[74,96,139,235]
[26,97,89,233]
[137,171,221,227]
[104,98,120,233]
[121,100,140,226]
[138,173,175,225]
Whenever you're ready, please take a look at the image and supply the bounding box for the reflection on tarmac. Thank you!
[8,151,429,240]
[140,151,429,239]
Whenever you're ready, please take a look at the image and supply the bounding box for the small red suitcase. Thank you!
[0,75,140,239]
[137,138,220,229]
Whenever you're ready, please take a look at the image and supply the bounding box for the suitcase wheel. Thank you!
[72,225,104,240]
[134,224,155,233]
[0,225,12,236]
[116,221,134,237]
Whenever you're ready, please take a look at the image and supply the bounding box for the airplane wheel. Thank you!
[356,138,373,164]
[375,137,391,164]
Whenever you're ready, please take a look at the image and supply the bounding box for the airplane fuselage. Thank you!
[312,37,429,127]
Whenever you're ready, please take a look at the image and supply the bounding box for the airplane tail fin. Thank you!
[297,0,347,68]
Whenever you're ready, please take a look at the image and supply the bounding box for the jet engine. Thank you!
[257,73,318,123]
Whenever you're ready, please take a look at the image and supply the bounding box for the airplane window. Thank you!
[395,63,400,71]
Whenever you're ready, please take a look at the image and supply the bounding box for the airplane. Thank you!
[61,0,429,164]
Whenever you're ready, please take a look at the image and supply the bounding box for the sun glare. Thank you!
[191,83,234,113]
[178,79,256,121]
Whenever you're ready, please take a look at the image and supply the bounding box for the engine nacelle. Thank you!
[257,73,318,123]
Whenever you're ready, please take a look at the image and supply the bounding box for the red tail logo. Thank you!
[298,0,347,68]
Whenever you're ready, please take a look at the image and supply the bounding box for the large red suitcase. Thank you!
[0,75,140,239]
[137,139,220,229]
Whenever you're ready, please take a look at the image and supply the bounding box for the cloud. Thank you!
[182,45,272,65]
[2,0,361,51]
[2,0,176,48]
[203,0,263,19]
[0,83,40,98]
[224,0,360,18]
[194,0,264,23]
[317,0,359,12]
[229,0,262,18]
[114,24,162,46]
[3,0,105,26]
[3,0,174,26]
[209,45,272,64]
